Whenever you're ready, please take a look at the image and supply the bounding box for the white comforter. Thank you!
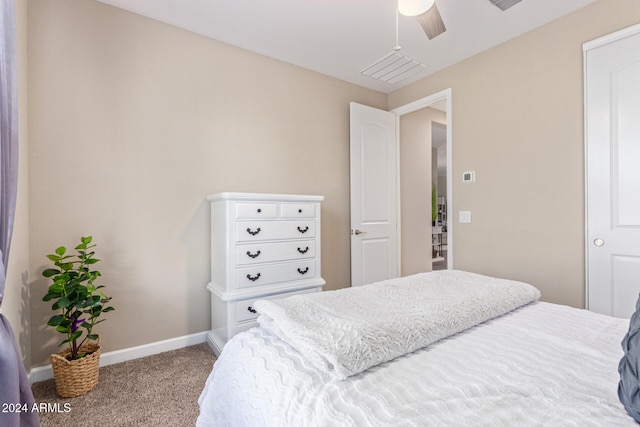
[254,270,540,379]
[197,277,634,426]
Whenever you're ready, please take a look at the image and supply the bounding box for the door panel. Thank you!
[614,59,640,227]
[360,238,392,285]
[350,102,398,287]
[585,26,640,318]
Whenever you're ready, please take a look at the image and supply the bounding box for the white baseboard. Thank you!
[29,331,209,384]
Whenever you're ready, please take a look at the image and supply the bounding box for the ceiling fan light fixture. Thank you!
[398,0,435,17]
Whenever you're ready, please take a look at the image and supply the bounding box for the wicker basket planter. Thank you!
[50,339,101,398]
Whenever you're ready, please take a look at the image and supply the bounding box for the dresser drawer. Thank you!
[236,287,318,323]
[235,202,278,219]
[235,320,257,334]
[236,260,317,289]
[280,203,316,218]
[236,220,316,242]
[236,239,315,265]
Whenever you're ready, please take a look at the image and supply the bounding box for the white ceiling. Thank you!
[96,0,598,94]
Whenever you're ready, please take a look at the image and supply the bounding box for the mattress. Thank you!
[197,297,634,426]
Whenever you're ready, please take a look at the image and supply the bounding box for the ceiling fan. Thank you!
[398,0,446,40]
[399,0,523,40]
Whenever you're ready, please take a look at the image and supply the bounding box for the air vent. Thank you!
[360,51,428,85]
[488,0,522,11]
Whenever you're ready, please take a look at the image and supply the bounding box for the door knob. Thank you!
[594,238,605,247]
[352,229,367,235]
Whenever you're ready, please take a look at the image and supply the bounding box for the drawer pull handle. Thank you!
[247,250,261,259]
[246,273,261,282]
[247,306,257,314]
[297,246,309,254]
[246,227,261,236]
[297,226,309,234]
[298,209,302,213]
[297,267,309,275]
[257,208,262,213]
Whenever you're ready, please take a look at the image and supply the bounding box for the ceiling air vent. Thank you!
[360,50,428,85]
[488,0,522,11]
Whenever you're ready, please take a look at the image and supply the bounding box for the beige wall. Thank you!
[400,108,446,276]
[389,0,640,308]
[3,0,31,370]
[26,0,386,366]
[20,0,640,368]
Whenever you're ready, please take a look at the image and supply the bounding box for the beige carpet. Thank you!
[31,343,217,427]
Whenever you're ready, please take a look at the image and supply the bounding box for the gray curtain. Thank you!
[0,1,39,426]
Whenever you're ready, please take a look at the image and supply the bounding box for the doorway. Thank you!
[432,121,448,271]
[349,90,452,286]
[392,89,453,274]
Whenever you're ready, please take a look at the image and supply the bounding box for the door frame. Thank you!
[391,88,453,271]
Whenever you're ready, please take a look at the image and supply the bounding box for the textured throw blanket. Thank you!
[255,270,541,380]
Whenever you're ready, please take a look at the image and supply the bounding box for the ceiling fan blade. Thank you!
[416,3,446,40]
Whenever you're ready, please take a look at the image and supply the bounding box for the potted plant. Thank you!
[42,236,114,397]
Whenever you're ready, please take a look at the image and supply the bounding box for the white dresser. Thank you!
[206,192,325,355]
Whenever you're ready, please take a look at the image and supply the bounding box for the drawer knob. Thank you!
[298,209,302,213]
[247,306,257,314]
[297,246,309,254]
[297,267,309,275]
[247,250,261,259]
[246,227,261,236]
[246,273,261,282]
[257,208,262,213]
[297,226,309,234]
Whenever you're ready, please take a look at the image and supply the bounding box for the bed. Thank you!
[197,270,637,426]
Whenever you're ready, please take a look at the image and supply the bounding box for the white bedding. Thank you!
[254,270,540,380]
[197,281,634,426]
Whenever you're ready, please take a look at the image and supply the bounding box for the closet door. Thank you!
[585,24,640,318]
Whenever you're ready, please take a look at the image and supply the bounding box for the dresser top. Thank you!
[207,192,324,202]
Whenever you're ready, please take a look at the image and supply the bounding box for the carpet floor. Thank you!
[31,343,217,427]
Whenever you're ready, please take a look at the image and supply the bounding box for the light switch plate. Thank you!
[459,211,472,223]
[463,171,475,183]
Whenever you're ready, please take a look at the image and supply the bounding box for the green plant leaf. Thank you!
[57,296,71,308]
[61,331,82,344]
[47,315,65,326]
[102,307,115,312]
[46,254,61,262]
[61,262,74,271]
[55,246,67,256]
[42,268,60,278]
[55,325,68,334]
[42,292,59,302]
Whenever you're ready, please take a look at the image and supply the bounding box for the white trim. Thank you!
[583,23,640,52]
[391,88,454,271]
[29,331,208,384]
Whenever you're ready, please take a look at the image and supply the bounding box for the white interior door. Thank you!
[585,24,640,318]
[349,102,398,287]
